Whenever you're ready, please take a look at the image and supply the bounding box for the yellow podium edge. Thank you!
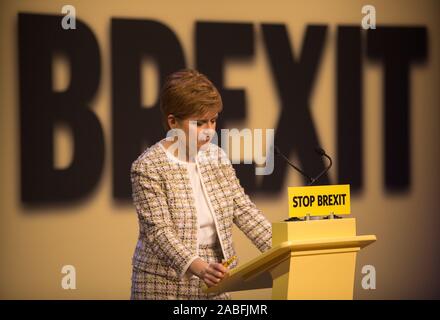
[203,234,376,294]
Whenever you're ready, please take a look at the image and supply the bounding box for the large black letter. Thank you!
[261,24,328,192]
[112,19,185,200]
[367,27,427,191]
[337,26,363,192]
[18,13,103,204]
[196,22,256,191]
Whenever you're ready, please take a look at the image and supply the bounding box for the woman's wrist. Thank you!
[189,257,209,278]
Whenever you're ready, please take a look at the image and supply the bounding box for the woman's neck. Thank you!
[161,139,198,163]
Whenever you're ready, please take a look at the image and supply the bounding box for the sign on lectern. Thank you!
[287,184,351,218]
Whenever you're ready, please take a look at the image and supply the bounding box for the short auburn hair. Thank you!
[159,69,223,130]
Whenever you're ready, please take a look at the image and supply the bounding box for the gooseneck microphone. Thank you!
[274,145,333,186]
[308,147,333,186]
[274,145,335,221]
[274,145,314,184]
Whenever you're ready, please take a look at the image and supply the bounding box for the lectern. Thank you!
[204,218,376,299]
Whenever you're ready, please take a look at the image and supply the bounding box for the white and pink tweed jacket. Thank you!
[130,140,272,281]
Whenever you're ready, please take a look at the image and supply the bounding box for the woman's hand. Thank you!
[189,258,229,287]
[200,262,228,287]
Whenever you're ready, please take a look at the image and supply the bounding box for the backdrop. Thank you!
[0,0,439,299]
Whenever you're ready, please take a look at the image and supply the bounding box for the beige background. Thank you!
[0,0,439,299]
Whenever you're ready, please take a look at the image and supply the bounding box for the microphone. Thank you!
[274,145,340,222]
[275,145,335,222]
[274,145,333,186]
[308,147,333,186]
[274,145,314,184]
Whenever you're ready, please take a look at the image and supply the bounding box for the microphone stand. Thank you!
[274,146,338,222]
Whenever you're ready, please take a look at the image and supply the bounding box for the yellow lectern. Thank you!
[204,218,376,299]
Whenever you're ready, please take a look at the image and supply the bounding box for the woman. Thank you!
[130,69,272,300]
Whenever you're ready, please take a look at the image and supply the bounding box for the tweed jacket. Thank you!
[130,140,272,281]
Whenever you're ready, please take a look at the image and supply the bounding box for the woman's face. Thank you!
[168,111,218,150]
